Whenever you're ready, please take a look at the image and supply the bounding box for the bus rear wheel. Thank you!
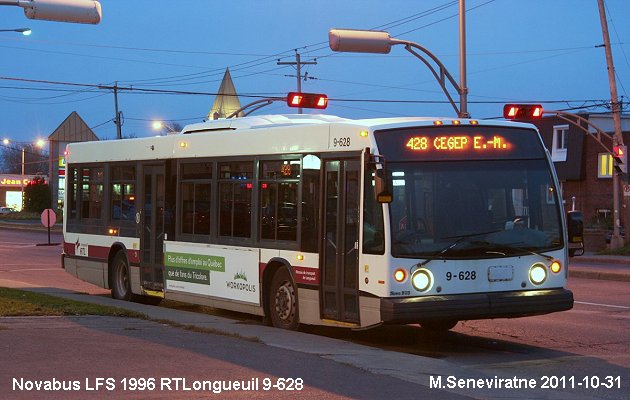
[269,268,299,330]
[420,320,458,332]
[111,252,132,301]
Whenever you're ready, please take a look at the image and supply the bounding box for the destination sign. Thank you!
[405,134,512,153]
[375,125,546,161]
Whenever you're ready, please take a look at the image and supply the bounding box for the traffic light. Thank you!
[286,92,328,109]
[503,104,543,120]
[613,145,627,174]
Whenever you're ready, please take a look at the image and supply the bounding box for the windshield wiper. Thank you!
[418,229,502,267]
[492,243,554,261]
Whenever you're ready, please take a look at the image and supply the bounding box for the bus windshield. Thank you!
[388,159,563,259]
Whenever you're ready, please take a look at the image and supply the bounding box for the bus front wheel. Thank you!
[111,252,132,301]
[269,268,299,330]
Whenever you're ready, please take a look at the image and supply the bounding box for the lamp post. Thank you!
[328,0,469,118]
[329,28,469,118]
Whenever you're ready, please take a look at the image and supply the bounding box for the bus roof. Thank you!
[65,114,540,164]
[182,114,349,133]
[180,114,537,133]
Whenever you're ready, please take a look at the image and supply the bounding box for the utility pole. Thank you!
[458,0,470,118]
[597,0,626,248]
[277,50,317,114]
[113,81,122,139]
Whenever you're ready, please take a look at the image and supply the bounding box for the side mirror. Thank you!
[368,154,392,204]
[567,211,583,243]
[375,168,392,203]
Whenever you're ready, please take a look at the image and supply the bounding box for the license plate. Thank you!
[488,265,513,282]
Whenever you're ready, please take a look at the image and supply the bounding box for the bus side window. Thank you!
[301,154,320,253]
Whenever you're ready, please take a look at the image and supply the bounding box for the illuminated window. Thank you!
[598,153,613,178]
[110,165,135,221]
[259,158,300,242]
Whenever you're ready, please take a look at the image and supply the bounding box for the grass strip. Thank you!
[0,287,144,318]
[0,288,263,343]
[598,243,630,256]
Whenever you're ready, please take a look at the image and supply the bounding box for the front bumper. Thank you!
[381,288,573,323]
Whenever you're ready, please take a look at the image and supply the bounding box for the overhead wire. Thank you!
[1,0,622,117]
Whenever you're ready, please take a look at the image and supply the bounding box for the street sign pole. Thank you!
[38,208,59,246]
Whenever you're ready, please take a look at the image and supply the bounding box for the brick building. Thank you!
[531,113,629,231]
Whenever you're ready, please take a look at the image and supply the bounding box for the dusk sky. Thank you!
[1,0,629,144]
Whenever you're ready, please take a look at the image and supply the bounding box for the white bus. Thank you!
[62,112,573,331]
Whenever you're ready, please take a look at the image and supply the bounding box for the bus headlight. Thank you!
[529,263,547,285]
[411,268,433,292]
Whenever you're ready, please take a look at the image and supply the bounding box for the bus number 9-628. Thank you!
[446,271,477,281]
[333,137,351,147]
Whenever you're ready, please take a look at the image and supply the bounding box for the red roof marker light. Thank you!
[503,104,543,120]
[287,92,328,109]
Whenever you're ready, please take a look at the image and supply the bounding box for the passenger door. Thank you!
[138,164,165,290]
[321,158,360,323]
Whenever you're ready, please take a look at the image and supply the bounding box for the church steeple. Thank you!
[207,68,242,120]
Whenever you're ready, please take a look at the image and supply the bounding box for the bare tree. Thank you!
[1,144,48,175]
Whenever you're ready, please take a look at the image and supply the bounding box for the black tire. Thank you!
[268,268,299,330]
[420,320,458,332]
[111,251,132,301]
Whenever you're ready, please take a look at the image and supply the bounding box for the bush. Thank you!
[23,177,51,213]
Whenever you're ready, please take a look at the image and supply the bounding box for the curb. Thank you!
[0,221,62,233]
[574,256,630,265]
[569,269,630,282]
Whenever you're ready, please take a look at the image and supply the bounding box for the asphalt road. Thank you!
[1,228,629,399]
[1,316,469,400]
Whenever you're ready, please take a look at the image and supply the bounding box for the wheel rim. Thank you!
[274,281,295,322]
[114,260,129,296]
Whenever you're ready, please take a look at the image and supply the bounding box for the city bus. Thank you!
[62,111,573,331]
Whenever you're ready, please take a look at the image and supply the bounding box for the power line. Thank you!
[0,74,615,109]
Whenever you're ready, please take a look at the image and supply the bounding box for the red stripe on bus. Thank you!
[63,241,140,265]
[63,241,75,255]
[88,245,109,259]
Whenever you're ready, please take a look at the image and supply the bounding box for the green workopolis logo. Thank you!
[227,270,256,293]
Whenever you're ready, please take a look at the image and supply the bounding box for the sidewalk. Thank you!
[11,287,603,400]
[569,253,630,282]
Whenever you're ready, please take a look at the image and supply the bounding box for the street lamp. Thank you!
[0,27,31,35]
[2,138,46,211]
[0,0,102,25]
[151,120,178,135]
[329,28,469,118]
